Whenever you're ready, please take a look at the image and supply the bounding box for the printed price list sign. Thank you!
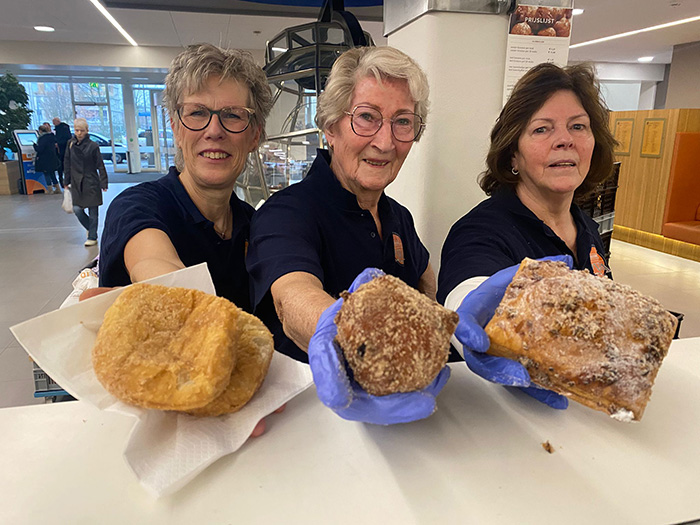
[503,5,573,105]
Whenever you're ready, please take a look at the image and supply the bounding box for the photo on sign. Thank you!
[510,5,572,37]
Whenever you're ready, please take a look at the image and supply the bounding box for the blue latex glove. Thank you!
[455,256,574,409]
[308,268,451,425]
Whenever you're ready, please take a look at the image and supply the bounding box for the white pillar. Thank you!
[122,84,141,173]
[639,81,658,111]
[386,11,509,270]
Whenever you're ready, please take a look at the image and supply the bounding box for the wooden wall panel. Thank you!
[609,108,700,235]
[677,109,700,133]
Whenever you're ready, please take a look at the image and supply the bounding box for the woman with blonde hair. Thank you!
[64,117,108,246]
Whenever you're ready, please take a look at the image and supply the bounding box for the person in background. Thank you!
[33,122,61,194]
[247,46,449,425]
[53,117,72,187]
[437,63,617,409]
[63,118,108,247]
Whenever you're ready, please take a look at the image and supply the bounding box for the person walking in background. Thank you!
[63,118,108,247]
[53,117,72,187]
[33,123,61,194]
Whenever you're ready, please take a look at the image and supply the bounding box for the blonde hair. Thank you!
[73,118,88,131]
[316,46,429,140]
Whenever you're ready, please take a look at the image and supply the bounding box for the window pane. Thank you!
[73,82,107,103]
[108,84,126,144]
[21,81,72,130]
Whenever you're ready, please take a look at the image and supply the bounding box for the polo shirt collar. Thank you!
[162,166,248,227]
[163,167,206,225]
[311,149,393,215]
[494,187,588,233]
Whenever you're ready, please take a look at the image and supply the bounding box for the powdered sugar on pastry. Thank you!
[485,258,677,421]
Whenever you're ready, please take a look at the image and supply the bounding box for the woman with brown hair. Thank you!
[437,63,617,408]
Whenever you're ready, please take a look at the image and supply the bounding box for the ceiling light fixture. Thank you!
[572,9,584,16]
[34,25,55,32]
[571,14,700,48]
[637,56,654,62]
[87,0,138,46]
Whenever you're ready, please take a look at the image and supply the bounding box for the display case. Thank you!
[580,162,620,260]
[235,6,373,204]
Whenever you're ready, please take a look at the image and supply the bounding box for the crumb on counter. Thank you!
[541,441,554,454]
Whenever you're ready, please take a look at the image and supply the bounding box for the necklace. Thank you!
[214,209,232,240]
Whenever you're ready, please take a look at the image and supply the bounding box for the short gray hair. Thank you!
[164,43,273,139]
[316,46,430,140]
[74,118,88,130]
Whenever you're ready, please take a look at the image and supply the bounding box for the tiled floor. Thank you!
[0,174,149,409]
[1,185,699,409]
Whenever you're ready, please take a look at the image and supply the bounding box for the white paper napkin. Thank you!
[10,264,314,497]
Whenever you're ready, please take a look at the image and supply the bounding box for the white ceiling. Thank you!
[1,0,386,51]
[568,0,700,64]
[1,0,699,65]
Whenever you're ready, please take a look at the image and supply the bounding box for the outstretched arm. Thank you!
[270,271,335,352]
[123,228,186,283]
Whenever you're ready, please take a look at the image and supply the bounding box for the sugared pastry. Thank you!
[335,275,458,396]
[485,259,677,421]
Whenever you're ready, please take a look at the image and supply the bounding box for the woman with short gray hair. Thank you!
[164,43,273,170]
[100,43,272,318]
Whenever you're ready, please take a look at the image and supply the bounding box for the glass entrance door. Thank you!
[73,81,126,171]
[154,91,174,171]
[74,103,126,167]
[133,86,167,172]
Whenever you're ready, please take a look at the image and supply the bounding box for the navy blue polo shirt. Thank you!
[437,188,611,305]
[99,167,255,312]
[247,149,430,362]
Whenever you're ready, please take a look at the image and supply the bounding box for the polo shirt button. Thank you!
[370,232,376,238]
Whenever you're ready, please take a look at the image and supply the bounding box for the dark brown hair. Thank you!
[479,63,617,200]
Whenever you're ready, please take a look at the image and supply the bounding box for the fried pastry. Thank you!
[485,258,677,421]
[188,311,274,417]
[335,275,458,396]
[93,283,239,411]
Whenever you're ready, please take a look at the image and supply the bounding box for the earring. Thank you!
[511,167,519,175]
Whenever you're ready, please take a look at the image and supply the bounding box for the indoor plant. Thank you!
[0,72,32,162]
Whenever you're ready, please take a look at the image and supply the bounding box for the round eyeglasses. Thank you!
[177,103,255,134]
[345,105,424,143]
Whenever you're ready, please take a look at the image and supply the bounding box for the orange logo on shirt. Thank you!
[589,246,607,277]
[393,233,405,266]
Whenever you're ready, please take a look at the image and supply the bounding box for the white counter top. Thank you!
[2,337,700,525]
